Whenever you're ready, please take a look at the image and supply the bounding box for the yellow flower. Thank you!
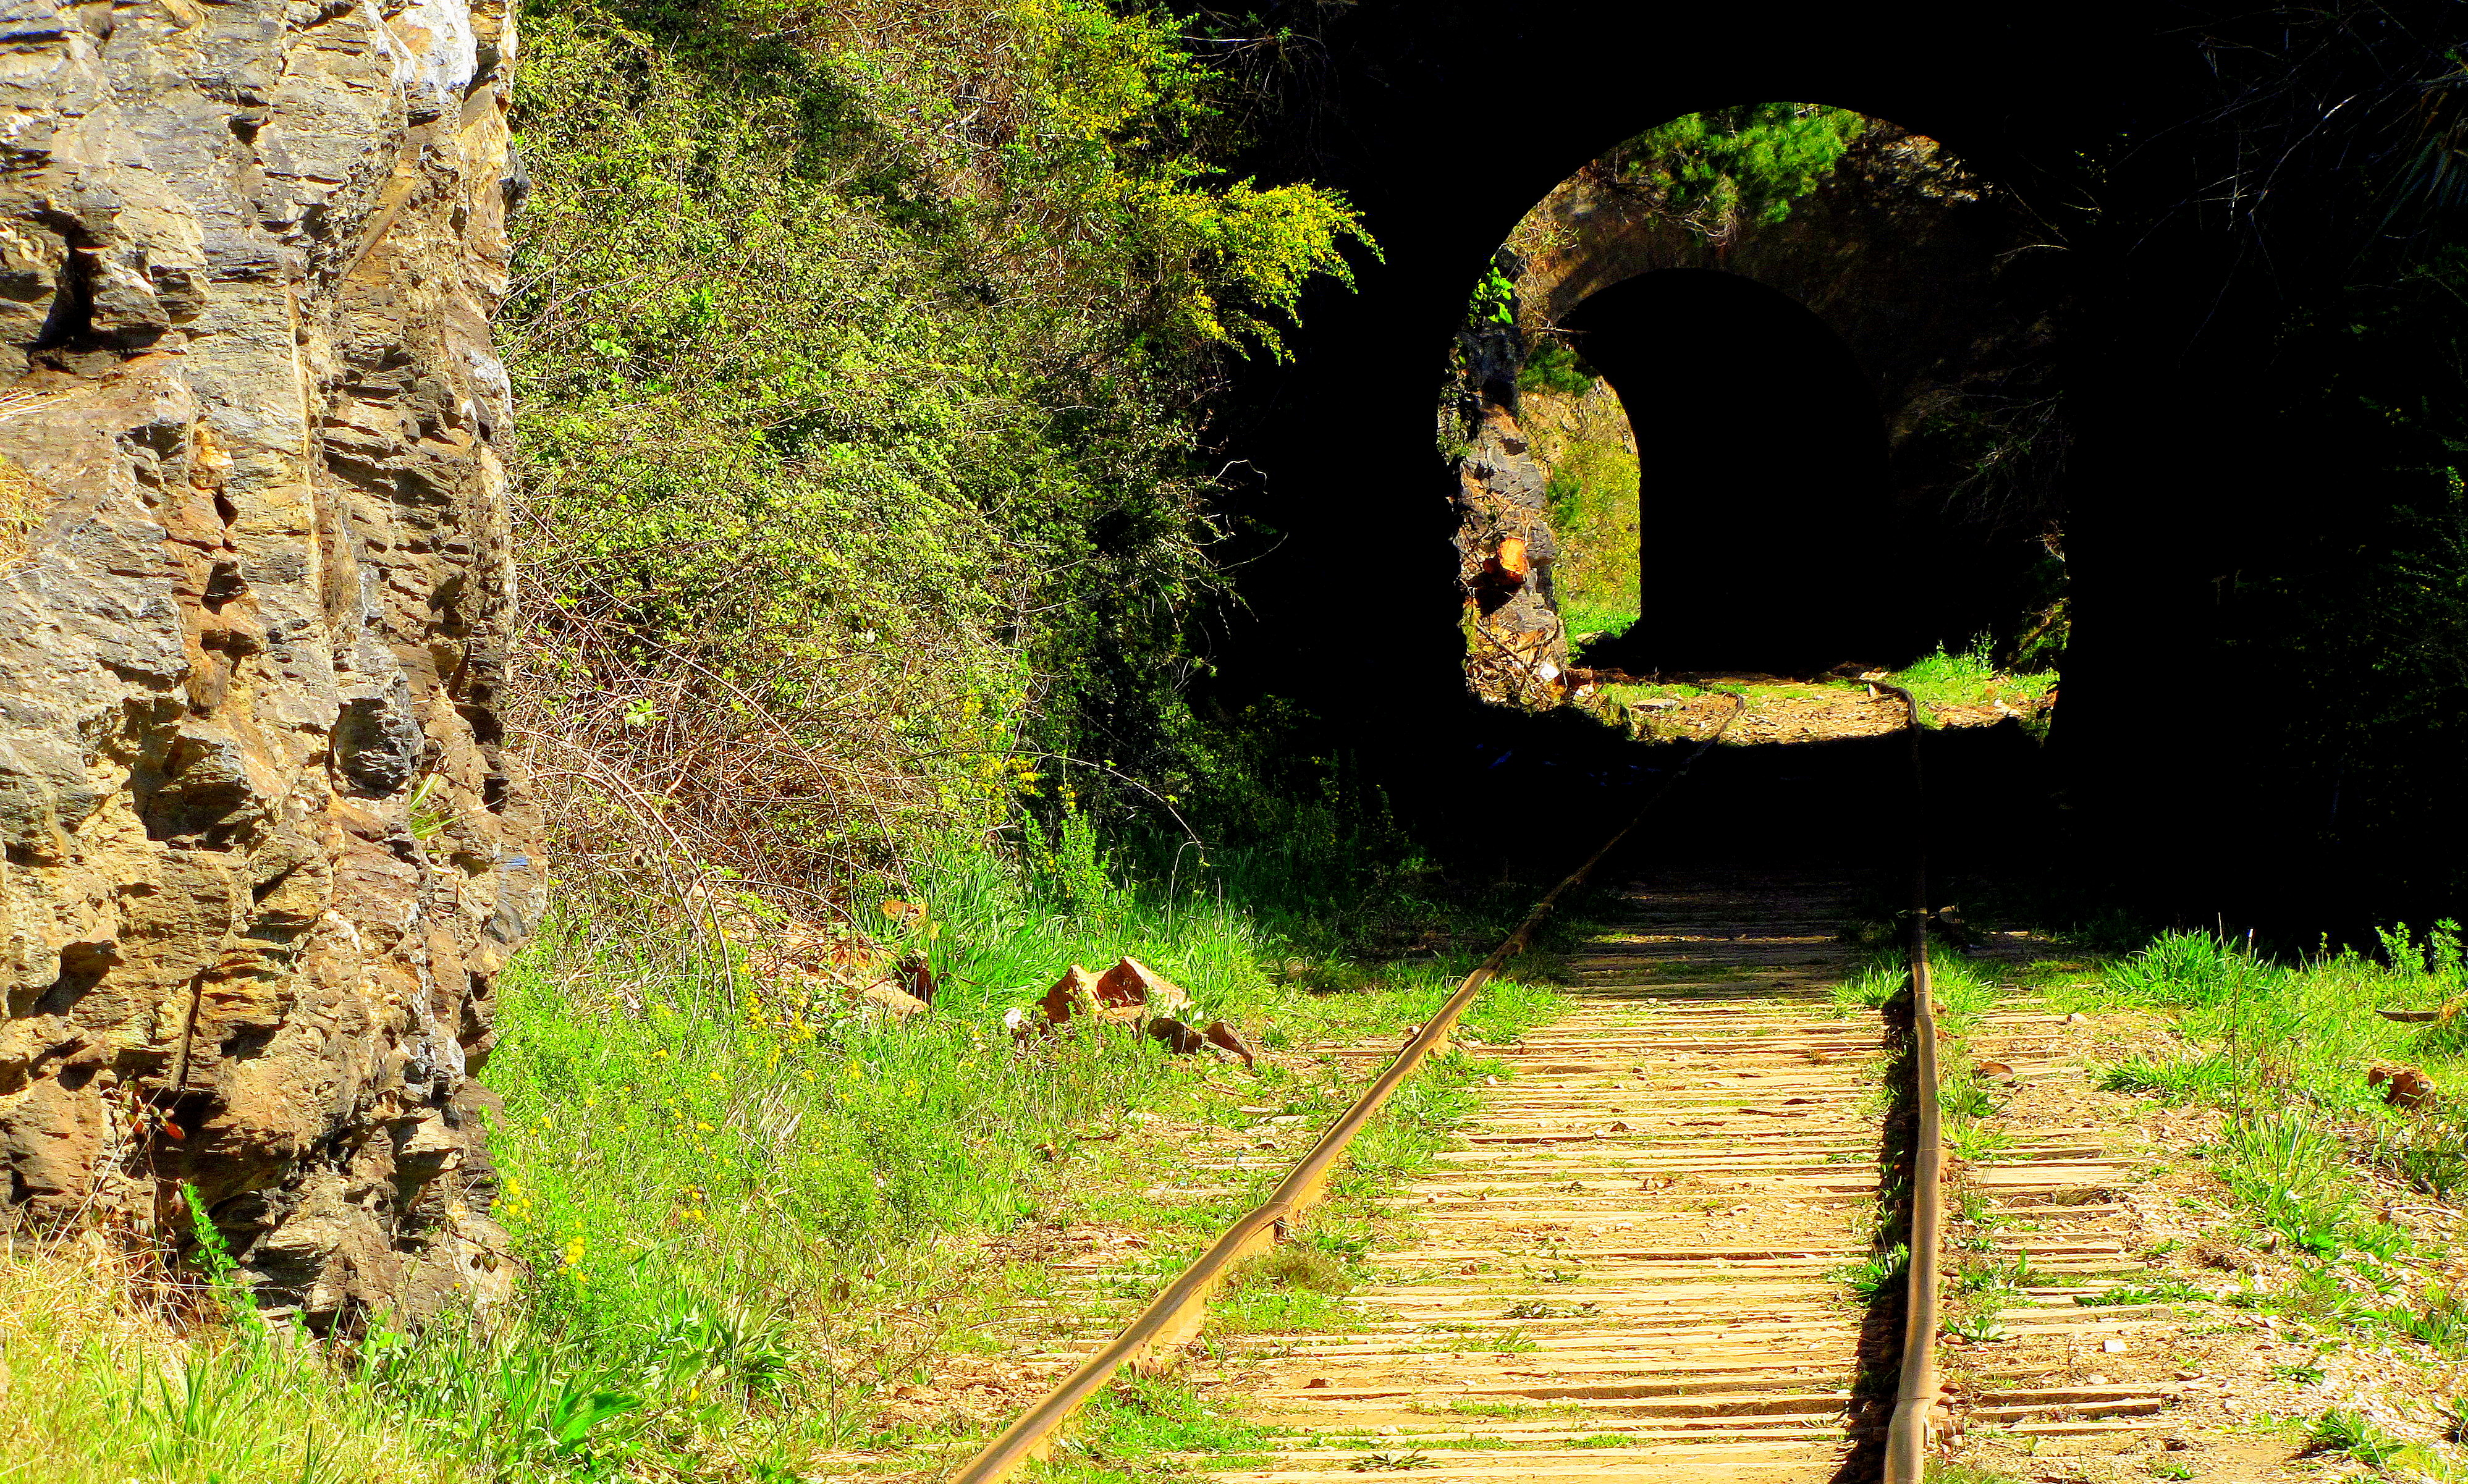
[696,1121,714,1132]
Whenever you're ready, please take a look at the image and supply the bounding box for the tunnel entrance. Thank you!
[1444,107,2068,732]
[1569,268,1898,674]
[1413,105,2077,887]
[1203,6,2466,934]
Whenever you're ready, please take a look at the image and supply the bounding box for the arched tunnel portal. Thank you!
[1200,2,2341,924]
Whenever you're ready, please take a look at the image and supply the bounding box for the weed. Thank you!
[1943,1312,2013,1344]
[1501,1301,1600,1320]
[1519,377,1640,649]
[2105,932,2278,1009]
[1946,1119,2017,1163]
[2100,1053,2237,1103]
[2268,1364,2328,1383]
[1941,1078,1999,1121]
[1955,1254,2038,1297]
[1832,968,1901,1014]
[2082,927,2468,1274]
[2076,1280,2210,1307]
[1350,1451,1436,1471]
[1836,1246,1910,1304]
[2384,1284,2468,1352]
[180,1183,258,1332]
[2370,1110,2468,1198]
[2309,1407,2407,1465]
[1888,638,2056,715]
[2215,1113,2359,1258]
[1237,1244,1354,1296]
[1925,1459,2031,1483]
[1419,1400,1544,1419]
[1068,1374,1270,1469]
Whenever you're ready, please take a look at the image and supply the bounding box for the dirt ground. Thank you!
[1578,672,2050,746]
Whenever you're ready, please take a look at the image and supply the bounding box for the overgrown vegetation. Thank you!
[1521,378,1640,646]
[0,5,1608,1482]
[507,0,1370,898]
[1456,103,1869,698]
[1886,640,2056,720]
[2073,927,2468,1352]
[1,829,1565,1479]
[1603,102,1869,235]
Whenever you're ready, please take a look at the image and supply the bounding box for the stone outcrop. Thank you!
[0,0,538,1328]
[1447,251,1566,708]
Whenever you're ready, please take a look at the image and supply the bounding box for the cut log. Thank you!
[1203,1019,1258,1067]
[2369,1065,2439,1111]
[1038,964,1101,1026]
[1147,1016,1210,1055]
[1096,956,1196,1018]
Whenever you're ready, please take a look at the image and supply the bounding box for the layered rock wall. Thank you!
[0,0,538,1327]
[1446,253,1568,707]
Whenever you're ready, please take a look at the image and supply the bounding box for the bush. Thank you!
[507,0,1371,901]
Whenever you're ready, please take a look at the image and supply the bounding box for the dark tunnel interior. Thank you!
[1568,270,1896,673]
[1566,268,2050,677]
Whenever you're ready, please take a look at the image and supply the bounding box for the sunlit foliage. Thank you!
[505,0,1369,896]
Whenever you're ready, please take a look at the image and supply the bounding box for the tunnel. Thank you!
[1181,1,2442,934]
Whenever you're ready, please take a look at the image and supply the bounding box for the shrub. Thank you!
[507,0,1371,903]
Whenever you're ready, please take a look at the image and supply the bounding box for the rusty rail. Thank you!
[1875,680,1943,1484]
[947,696,1746,1484]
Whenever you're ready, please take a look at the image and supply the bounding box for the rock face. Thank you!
[1447,251,1566,709]
[0,0,538,1328]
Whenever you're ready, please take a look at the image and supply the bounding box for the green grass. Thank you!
[1886,638,2057,717]
[2075,923,2468,1351]
[4,813,1570,1482]
[1037,1373,1273,1481]
[1916,1463,2042,1484]
[1835,1246,1909,1304]
[1558,602,1639,644]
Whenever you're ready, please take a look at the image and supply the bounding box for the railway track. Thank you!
[1212,872,2179,1482]
[953,689,2175,1484]
[1223,869,1885,1483]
